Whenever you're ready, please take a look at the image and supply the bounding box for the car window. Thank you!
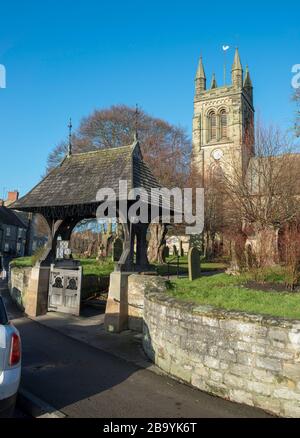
[0,297,8,325]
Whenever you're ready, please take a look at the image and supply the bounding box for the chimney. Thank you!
[5,190,19,206]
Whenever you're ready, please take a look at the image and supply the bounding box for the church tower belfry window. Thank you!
[208,111,217,141]
[220,109,228,139]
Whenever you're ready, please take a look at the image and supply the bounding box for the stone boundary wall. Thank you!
[9,266,49,316]
[127,275,167,331]
[9,266,110,316]
[143,290,300,417]
[9,266,32,312]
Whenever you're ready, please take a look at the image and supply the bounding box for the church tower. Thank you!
[192,48,254,184]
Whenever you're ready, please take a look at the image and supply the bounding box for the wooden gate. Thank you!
[48,265,82,316]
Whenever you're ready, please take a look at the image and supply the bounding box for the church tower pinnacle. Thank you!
[210,73,217,89]
[195,56,206,94]
[243,65,253,102]
[231,48,243,88]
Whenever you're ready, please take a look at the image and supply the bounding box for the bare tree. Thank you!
[279,223,300,289]
[222,122,300,268]
[47,105,191,188]
[189,163,224,259]
[293,89,300,138]
[147,224,168,264]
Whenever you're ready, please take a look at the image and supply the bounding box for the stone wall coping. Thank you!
[10,266,33,273]
[145,288,300,330]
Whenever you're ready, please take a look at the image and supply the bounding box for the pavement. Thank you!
[0,278,272,418]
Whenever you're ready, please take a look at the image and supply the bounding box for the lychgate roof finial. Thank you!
[134,104,139,142]
[68,118,73,156]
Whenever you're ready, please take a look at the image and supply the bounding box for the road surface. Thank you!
[14,317,270,418]
[0,279,270,418]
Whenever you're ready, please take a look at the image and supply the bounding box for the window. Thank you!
[210,163,223,179]
[6,227,11,237]
[16,242,21,253]
[208,112,217,141]
[18,228,23,239]
[4,243,9,252]
[220,110,227,139]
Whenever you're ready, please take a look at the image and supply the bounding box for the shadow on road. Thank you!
[14,316,152,418]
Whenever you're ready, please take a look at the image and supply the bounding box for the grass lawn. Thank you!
[12,255,225,278]
[10,257,33,268]
[79,258,114,277]
[168,272,300,320]
[10,256,114,278]
[156,256,227,276]
[11,256,300,319]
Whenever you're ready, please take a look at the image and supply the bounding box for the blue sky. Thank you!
[0,0,299,196]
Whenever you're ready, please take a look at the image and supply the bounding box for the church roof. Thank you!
[246,153,300,194]
[11,141,162,216]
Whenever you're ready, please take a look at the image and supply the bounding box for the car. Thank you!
[0,296,21,418]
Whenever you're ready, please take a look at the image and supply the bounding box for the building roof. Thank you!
[11,141,162,216]
[246,153,300,195]
[0,205,27,228]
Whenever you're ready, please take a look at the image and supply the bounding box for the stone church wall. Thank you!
[143,288,300,417]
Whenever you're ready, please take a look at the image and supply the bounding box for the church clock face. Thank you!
[212,149,223,161]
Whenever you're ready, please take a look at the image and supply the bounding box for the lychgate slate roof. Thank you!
[12,141,162,212]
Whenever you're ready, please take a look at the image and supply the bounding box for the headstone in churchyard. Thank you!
[188,247,201,281]
[99,243,106,259]
[163,246,170,258]
[173,245,178,256]
[112,238,123,262]
[161,245,169,263]
[179,240,184,257]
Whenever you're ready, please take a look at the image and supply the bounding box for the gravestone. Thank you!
[173,245,178,256]
[179,240,184,257]
[96,243,105,260]
[188,247,201,281]
[164,246,170,258]
[161,245,169,263]
[112,238,123,262]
